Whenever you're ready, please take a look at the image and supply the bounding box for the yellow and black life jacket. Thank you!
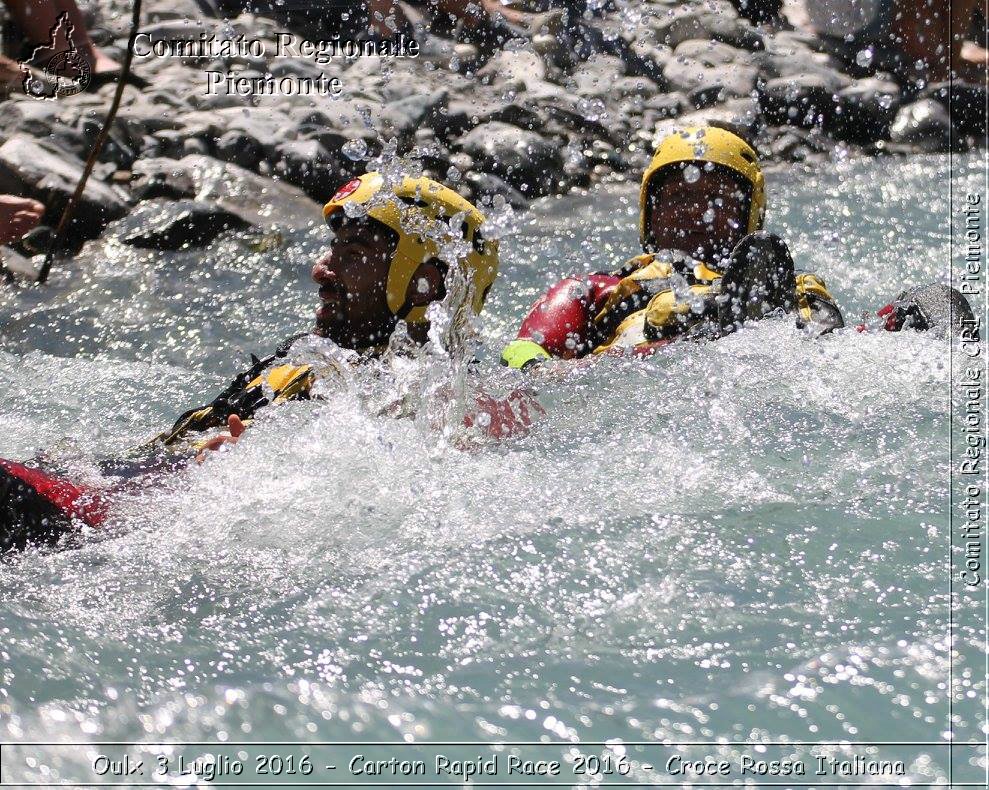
[590,251,842,354]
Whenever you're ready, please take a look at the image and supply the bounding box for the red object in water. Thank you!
[0,458,107,528]
[465,390,546,439]
[857,304,899,333]
[516,274,620,358]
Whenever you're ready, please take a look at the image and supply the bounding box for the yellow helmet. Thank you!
[322,172,499,324]
[639,126,766,250]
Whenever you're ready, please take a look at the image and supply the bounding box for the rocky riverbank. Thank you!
[0,0,985,270]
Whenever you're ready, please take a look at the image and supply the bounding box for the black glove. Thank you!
[716,231,797,332]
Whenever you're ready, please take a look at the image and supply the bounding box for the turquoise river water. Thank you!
[0,153,985,787]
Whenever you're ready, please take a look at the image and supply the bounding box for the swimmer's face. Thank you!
[312,216,398,349]
[647,165,750,264]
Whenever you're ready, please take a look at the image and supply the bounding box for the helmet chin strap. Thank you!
[390,257,449,323]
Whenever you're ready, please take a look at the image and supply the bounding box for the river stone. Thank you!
[126,155,321,229]
[569,54,627,98]
[179,155,321,229]
[759,36,849,84]
[698,7,766,50]
[647,7,707,48]
[129,158,197,201]
[759,74,841,127]
[537,96,617,144]
[923,83,987,137]
[0,136,128,238]
[730,0,782,25]
[665,40,760,99]
[456,122,563,198]
[119,199,252,250]
[210,108,295,156]
[675,39,748,66]
[214,130,265,171]
[298,127,352,157]
[432,98,544,143]
[677,98,762,138]
[832,79,900,143]
[646,100,759,150]
[611,76,658,99]
[463,172,528,211]
[766,126,832,162]
[664,59,759,101]
[117,96,188,135]
[476,50,547,87]
[0,244,42,281]
[644,92,689,117]
[184,138,211,156]
[890,100,955,153]
[274,139,349,202]
[0,100,64,138]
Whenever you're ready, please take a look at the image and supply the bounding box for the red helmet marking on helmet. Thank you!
[331,179,362,202]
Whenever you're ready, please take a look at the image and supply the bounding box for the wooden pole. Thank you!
[36,0,144,284]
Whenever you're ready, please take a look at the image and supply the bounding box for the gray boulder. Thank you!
[274,139,350,202]
[178,155,321,229]
[476,50,547,87]
[643,92,689,118]
[150,129,193,159]
[464,172,528,211]
[646,98,762,151]
[648,3,759,50]
[432,98,544,143]
[537,96,618,145]
[569,54,627,98]
[128,155,321,230]
[758,37,850,85]
[118,199,252,250]
[832,79,901,143]
[665,40,759,100]
[759,74,842,128]
[456,122,563,197]
[890,100,956,153]
[698,8,766,50]
[0,101,90,160]
[130,158,197,201]
[210,107,295,158]
[765,126,834,162]
[679,98,763,137]
[664,60,759,103]
[0,135,128,240]
[214,130,265,171]
[612,76,659,99]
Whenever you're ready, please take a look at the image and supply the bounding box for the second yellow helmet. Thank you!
[639,126,766,250]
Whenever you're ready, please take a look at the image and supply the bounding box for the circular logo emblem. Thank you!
[45,49,91,97]
[331,179,362,203]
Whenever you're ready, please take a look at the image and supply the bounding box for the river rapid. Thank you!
[0,153,984,785]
